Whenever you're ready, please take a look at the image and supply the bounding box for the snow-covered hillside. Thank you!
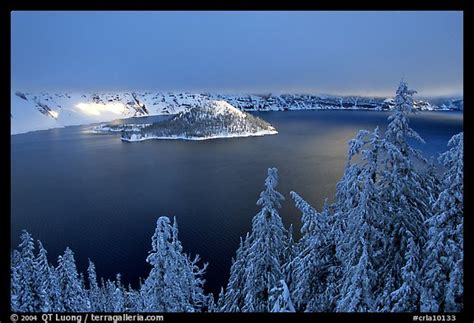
[11,91,164,135]
[11,90,462,135]
[121,100,278,141]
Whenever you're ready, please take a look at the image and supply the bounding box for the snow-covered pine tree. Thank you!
[224,168,288,312]
[421,132,463,312]
[124,283,143,312]
[438,132,463,313]
[423,157,442,206]
[336,174,384,312]
[241,167,288,312]
[206,293,216,313]
[319,197,342,313]
[14,231,36,312]
[222,234,249,312]
[335,128,387,312]
[333,163,363,242]
[112,274,125,312]
[390,232,421,312]
[377,80,430,311]
[328,162,364,310]
[49,265,64,311]
[87,260,102,311]
[79,272,92,310]
[284,224,295,270]
[270,280,296,312]
[135,277,146,312]
[98,277,108,311]
[142,216,182,311]
[33,241,53,312]
[282,224,296,303]
[183,253,208,311]
[11,250,22,311]
[56,247,89,311]
[141,216,207,312]
[288,191,331,312]
[216,287,225,312]
[103,279,117,312]
[328,129,380,311]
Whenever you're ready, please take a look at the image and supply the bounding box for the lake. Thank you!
[10,110,463,294]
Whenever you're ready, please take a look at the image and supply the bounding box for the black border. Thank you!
[1,1,468,10]
[2,1,471,322]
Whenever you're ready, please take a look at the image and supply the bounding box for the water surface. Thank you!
[11,110,463,293]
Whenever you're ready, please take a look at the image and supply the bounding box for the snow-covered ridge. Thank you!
[121,100,278,142]
[11,90,463,135]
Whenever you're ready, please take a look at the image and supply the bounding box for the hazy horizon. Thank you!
[11,11,463,97]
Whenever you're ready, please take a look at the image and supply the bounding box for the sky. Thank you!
[11,11,463,97]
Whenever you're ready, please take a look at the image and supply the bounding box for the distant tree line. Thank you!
[11,81,463,313]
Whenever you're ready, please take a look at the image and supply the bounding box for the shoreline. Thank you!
[121,130,279,142]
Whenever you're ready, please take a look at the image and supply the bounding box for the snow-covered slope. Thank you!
[11,90,462,135]
[11,91,159,135]
[121,100,278,141]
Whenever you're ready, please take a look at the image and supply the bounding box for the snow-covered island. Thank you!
[121,101,278,142]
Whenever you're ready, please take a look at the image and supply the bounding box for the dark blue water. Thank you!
[10,110,463,294]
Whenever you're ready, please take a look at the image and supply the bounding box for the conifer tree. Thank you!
[223,234,249,312]
[57,247,89,311]
[206,293,216,312]
[242,168,288,312]
[377,81,430,311]
[113,274,125,312]
[335,128,387,312]
[224,168,288,312]
[11,250,22,311]
[87,260,102,311]
[216,287,225,312]
[270,280,296,312]
[421,132,463,312]
[49,265,64,311]
[16,231,36,312]
[142,216,207,312]
[288,191,331,312]
[33,241,53,312]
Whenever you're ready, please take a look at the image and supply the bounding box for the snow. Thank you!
[212,100,247,118]
[90,123,152,133]
[75,102,127,116]
[11,91,162,135]
[11,92,144,135]
[121,129,278,142]
[271,280,296,312]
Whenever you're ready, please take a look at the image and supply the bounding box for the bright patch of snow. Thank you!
[212,100,247,118]
[121,129,278,142]
[75,102,127,116]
